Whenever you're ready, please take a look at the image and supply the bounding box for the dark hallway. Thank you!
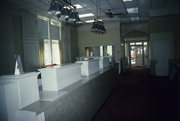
[92,68,178,121]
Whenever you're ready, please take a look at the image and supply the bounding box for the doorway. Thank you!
[129,42,148,68]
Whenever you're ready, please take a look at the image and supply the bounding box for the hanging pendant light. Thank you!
[101,24,106,32]
[91,19,106,33]
[48,0,62,15]
[91,19,98,32]
[69,10,76,22]
[75,13,82,24]
[69,11,82,24]
[91,0,106,33]
[57,7,70,21]
[48,0,82,24]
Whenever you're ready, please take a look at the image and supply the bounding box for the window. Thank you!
[136,42,142,45]
[51,19,61,27]
[100,46,103,56]
[37,15,49,21]
[52,40,60,64]
[107,45,113,56]
[130,42,142,45]
[100,45,113,56]
[144,42,147,45]
[44,39,52,65]
[38,15,61,66]
[44,40,60,65]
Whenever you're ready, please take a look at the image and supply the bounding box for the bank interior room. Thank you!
[0,0,180,121]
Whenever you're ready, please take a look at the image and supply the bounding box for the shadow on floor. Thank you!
[91,68,178,121]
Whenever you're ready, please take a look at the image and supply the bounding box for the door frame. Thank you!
[128,41,148,68]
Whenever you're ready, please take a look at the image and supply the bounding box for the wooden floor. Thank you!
[91,68,178,121]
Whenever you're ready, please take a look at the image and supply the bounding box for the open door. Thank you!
[129,42,148,68]
[130,46,143,67]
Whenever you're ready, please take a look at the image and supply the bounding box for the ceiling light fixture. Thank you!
[74,4,83,9]
[79,13,94,18]
[48,0,82,24]
[123,0,133,2]
[127,7,138,13]
[69,10,82,23]
[130,17,139,21]
[91,0,106,33]
[91,19,106,33]
[48,0,62,15]
[85,20,94,23]
[57,7,70,21]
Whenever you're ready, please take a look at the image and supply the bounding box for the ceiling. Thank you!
[2,0,180,24]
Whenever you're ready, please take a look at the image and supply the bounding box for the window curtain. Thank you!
[50,25,60,40]
[37,17,48,67]
[60,23,72,64]
[38,18,48,39]
[39,39,45,67]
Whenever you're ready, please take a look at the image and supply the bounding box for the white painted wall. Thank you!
[121,22,148,36]
[77,22,121,62]
[149,15,180,75]
[150,32,173,76]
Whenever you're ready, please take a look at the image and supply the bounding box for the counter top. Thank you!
[21,67,112,115]
[0,72,40,85]
[76,58,100,63]
[38,63,82,71]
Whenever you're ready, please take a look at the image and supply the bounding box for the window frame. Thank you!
[37,15,61,66]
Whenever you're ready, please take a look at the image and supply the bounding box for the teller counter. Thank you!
[38,63,82,91]
[22,65,118,121]
[76,59,100,77]
[0,72,40,121]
